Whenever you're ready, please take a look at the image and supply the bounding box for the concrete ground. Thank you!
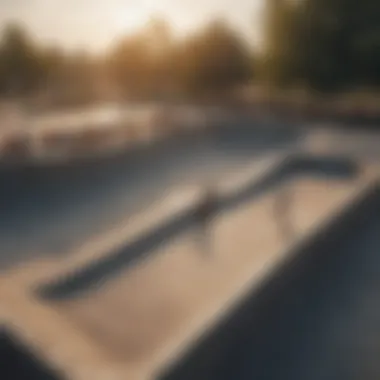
[0,154,371,380]
[231,196,380,380]
[182,181,380,380]
[1,121,380,380]
[0,124,301,272]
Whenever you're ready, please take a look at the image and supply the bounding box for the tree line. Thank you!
[0,0,379,108]
[0,18,253,107]
[263,0,380,92]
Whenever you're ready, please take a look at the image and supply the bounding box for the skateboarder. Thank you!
[274,182,295,242]
[195,184,218,254]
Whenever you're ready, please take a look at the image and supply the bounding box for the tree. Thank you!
[142,16,176,98]
[176,19,253,97]
[261,0,297,85]
[107,16,178,100]
[262,0,380,91]
[107,31,155,99]
[0,23,44,96]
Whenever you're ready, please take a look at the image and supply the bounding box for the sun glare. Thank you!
[112,4,153,34]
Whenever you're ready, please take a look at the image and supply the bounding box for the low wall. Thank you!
[0,329,61,380]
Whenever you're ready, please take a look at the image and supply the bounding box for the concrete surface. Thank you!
[0,120,379,380]
[160,181,380,380]
[0,126,300,272]
[0,156,370,380]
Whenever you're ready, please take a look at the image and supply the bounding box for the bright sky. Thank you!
[0,0,263,51]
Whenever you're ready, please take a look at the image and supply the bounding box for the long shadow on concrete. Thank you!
[0,125,303,271]
[158,181,380,380]
[37,154,359,301]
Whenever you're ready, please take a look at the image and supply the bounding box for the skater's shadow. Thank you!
[37,154,360,301]
[219,153,359,215]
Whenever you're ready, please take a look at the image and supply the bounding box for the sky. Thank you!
[0,0,263,51]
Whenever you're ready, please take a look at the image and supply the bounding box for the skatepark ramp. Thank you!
[0,152,368,380]
[35,153,359,302]
[158,180,380,380]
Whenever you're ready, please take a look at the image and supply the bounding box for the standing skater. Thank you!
[274,182,295,242]
[195,183,217,255]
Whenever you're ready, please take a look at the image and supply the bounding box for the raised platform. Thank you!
[0,155,377,380]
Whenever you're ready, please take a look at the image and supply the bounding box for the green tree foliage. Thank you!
[0,18,254,103]
[263,0,380,91]
[140,16,176,98]
[106,17,253,99]
[107,31,156,100]
[0,23,44,95]
[176,19,253,97]
[261,0,296,85]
